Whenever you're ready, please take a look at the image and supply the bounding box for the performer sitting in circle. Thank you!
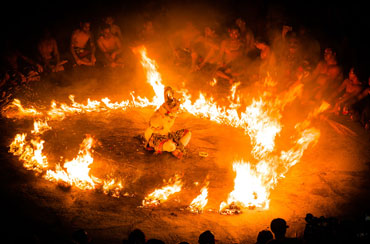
[144,86,191,159]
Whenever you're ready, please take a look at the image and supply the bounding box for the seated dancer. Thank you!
[3,48,43,83]
[215,26,246,85]
[169,21,201,67]
[191,26,220,72]
[97,24,124,68]
[329,67,363,115]
[104,16,123,41]
[144,87,191,159]
[70,21,96,66]
[235,18,255,55]
[308,48,342,101]
[38,29,66,72]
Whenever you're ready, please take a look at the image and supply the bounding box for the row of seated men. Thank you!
[1,15,370,129]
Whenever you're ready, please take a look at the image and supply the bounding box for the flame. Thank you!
[243,98,282,159]
[31,119,51,135]
[3,45,328,210]
[45,135,100,190]
[219,112,321,214]
[219,161,269,213]
[142,175,183,207]
[2,99,42,118]
[133,45,164,108]
[9,133,49,173]
[210,78,217,87]
[189,182,209,213]
[103,177,124,198]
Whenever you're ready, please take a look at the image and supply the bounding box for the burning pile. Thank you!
[3,46,327,213]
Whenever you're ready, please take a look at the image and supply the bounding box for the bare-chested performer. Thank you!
[144,87,191,159]
[38,29,66,72]
[215,26,245,84]
[70,21,96,66]
[97,24,124,68]
[329,67,363,115]
[308,48,342,101]
[191,26,220,72]
[235,18,255,55]
[104,16,123,41]
[170,22,201,67]
[2,48,43,83]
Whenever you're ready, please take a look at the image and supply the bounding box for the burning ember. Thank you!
[142,174,183,207]
[3,45,328,214]
[189,182,209,213]
[45,135,99,190]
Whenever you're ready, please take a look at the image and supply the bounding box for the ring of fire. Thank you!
[3,46,329,215]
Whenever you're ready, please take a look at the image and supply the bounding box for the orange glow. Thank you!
[3,46,328,210]
[45,135,100,190]
[142,175,183,207]
[189,182,209,213]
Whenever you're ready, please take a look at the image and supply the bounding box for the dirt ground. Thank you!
[1,65,370,244]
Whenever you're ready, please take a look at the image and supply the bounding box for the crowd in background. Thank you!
[1,8,370,129]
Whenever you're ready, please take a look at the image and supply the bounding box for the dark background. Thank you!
[1,0,369,77]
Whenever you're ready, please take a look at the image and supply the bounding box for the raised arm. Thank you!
[89,33,96,64]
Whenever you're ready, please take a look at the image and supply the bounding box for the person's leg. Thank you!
[180,131,191,147]
[162,140,177,152]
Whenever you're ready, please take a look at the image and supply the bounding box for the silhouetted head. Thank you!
[101,24,112,38]
[105,16,114,25]
[256,230,273,244]
[198,230,215,244]
[324,48,336,62]
[146,239,165,244]
[270,218,289,238]
[80,21,91,33]
[235,18,246,30]
[305,213,314,223]
[128,229,145,244]
[72,229,90,244]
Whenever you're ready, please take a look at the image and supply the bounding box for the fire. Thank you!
[142,174,183,207]
[189,182,209,213]
[31,119,51,135]
[219,161,269,214]
[133,46,164,108]
[2,99,42,118]
[3,45,328,212]
[45,135,100,190]
[9,134,49,174]
[103,177,124,198]
[219,107,323,214]
[243,98,282,159]
[210,78,217,87]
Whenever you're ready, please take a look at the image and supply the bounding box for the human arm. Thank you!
[89,33,96,64]
[97,38,114,63]
[70,31,83,65]
[357,88,370,101]
[18,51,43,73]
[52,39,61,64]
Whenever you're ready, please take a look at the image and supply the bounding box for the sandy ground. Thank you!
[1,64,370,244]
